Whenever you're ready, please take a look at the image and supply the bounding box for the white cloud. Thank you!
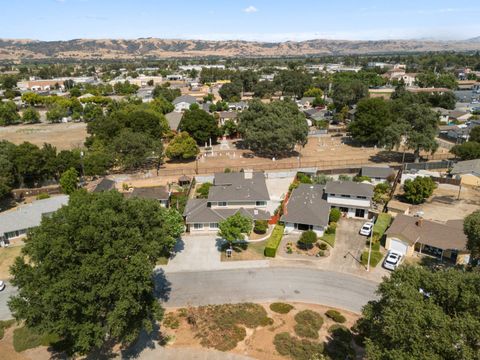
[243,5,258,13]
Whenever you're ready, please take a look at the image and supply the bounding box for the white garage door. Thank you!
[389,239,408,255]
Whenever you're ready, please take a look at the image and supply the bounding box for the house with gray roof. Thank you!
[128,186,170,207]
[172,95,197,112]
[165,112,183,131]
[324,181,374,219]
[0,195,69,245]
[451,159,480,186]
[360,166,395,184]
[281,184,330,235]
[184,171,270,233]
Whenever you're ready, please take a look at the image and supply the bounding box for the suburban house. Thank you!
[128,186,170,207]
[451,159,480,186]
[385,215,470,265]
[228,101,249,111]
[281,184,330,235]
[183,172,271,233]
[165,112,183,132]
[92,178,116,192]
[218,111,238,125]
[173,95,197,112]
[448,110,472,123]
[432,107,450,123]
[296,97,315,110]
[360,166,395,184]
[0,195,69,246]
[324,181,374,219]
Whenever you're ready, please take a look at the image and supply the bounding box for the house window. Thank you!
[210,223,219,229]
[340,194,351,198]
[218,202,227,207]
[355,209,365,218]
[256,201,266,206]
[357,196,367,199]
[193,223,204,230]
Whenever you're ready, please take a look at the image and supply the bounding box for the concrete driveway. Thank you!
[0,281,16,320]
[324,218,389,282]
[265,175,294,214]
[160,235,269,273]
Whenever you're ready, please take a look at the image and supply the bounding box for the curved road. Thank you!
[0,267,379,320]
[156,267,378,313]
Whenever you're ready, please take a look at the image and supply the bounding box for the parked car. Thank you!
[383,251,403,271]
[0,280,5,291]
[360,222,374,236]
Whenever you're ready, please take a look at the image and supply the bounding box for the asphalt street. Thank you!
[0,267,379,320]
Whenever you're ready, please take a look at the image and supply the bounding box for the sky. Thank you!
[1,0,480,42]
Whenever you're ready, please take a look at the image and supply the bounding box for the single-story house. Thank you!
[218,111,238,125]
[448,110,472,123]
[451,159,480,186]
[92,178,116,192]
[128,186,170,207]
[386,200,410,217]
[296,97,315,110]
[432,107,450,123]
[184,171,270,232]
[281,184,330,236]
[360,166,395,184]
[385,215,470,264]
[173,95,197,112]
[0,195,69,245]
[324,181,374,219]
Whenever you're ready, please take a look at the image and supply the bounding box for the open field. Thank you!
[0,123,87,150]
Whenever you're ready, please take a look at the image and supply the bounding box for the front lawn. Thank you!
[320,232,336,248]
[0,246,23,279]
[13,325,61,352]
[360,250,384,268]
[221,240,267,261]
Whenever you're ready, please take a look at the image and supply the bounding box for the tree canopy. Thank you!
[165,131,199,161]
[9,190,183,355]
[403,176,436,204]
[357,266,480,360]
[451,141,480,160]
[464,210,480,259]
[59,167,78,195]
[218,213,253,243]
[178,108,220,145]
[238,100,308,157]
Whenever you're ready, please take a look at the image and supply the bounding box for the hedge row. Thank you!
[373,213,392,241]
[264,224,285,257]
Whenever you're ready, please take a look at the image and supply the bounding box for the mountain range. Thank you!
[1,37,480,60]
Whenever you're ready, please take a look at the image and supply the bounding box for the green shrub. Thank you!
[260,317,274,326]
[320,232,336,248]
[196,182,212,198]
[254,220,268,234]
[325,310,346,323]
[295,310,324,328]
[294,323,319,339]
[298,230,317,249]
[270,302,294,314]
[36,193,50,200]
[318,242,328,250]
[328,324,352,342]
[329,208,341,223]
[297,173,312,184]
[403,177,436,204]
[373,213,392,241]
[273,332,324,360]
[264,224,284,257]
[361,250,384,267]
[353,175,371,183]
[338,175,351,181]
[325,222,337,234]
[163,313,180,329]
[325,325,355,360]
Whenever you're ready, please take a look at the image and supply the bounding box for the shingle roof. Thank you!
[385,214,468,251]
[93,178,116,192]
[173,95,197,105]
[209,172,270,202]
[183,198,270,224]
[281,184,329,227]
[0,195,69,236]
[165,112,183,131]
[130,186,169,201]
[451,159,480,176]
[361,166,395,179]
[325,181,374,198]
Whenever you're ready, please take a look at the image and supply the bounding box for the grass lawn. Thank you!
[0,246,23,279]
[221,240,267,261]
[13,325,61,352]
[360,250,384,268]
[0,319,15,340]
[156,256,169,265]
[320,232,336,248]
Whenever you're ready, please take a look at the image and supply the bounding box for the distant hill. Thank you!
[467,36,480,43]
[1,38,480,60]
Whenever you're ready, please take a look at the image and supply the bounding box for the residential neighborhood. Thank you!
[0,1,480,359]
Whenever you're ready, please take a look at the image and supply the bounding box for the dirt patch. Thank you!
[220,241,266,262]
[162,302,361,360]
[0,325,51,360]
[0,123,87,150]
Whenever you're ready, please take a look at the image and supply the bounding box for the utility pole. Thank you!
[366,216,376,272]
